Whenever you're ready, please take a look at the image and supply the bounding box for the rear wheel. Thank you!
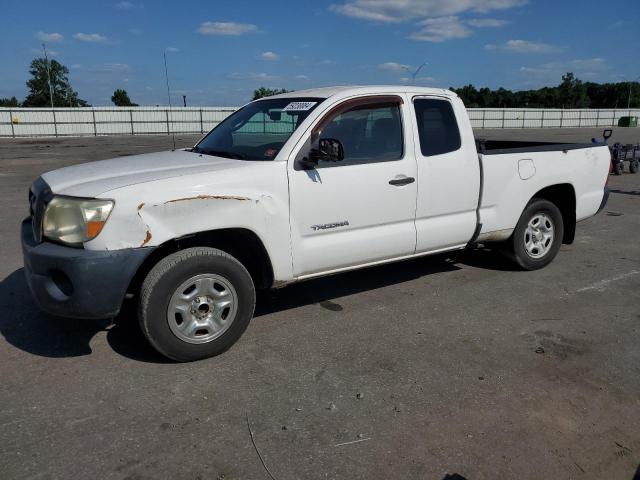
[139,247,255,362]
[630,160,639,174]
[511,198,564,270]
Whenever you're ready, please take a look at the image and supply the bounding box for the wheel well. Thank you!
[531,184,576,244]
[127,228,275,297]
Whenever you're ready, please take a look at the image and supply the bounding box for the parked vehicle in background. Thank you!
[611,142,640,174]
[21,86,611,361]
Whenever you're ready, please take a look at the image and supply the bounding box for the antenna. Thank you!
[163,51,176,150]
[42,44,55,109]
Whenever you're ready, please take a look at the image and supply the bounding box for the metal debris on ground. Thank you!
[246,414,278,480]
[334,436,372,447]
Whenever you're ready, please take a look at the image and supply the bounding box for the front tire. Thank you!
[139,247,255,362]
[511,198,564,271]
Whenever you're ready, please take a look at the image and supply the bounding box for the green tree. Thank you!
[23,58,88,107]
[450,73,640,109]
[558,72,589,108]
[252,87,291,100]
[111,88,138,106]
[0,96,20,107]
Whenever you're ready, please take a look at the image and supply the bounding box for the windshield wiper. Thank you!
[193,148,245,160]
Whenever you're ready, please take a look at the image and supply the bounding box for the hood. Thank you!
[41,150,246,197]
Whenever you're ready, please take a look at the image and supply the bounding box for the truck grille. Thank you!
[29,177,53,244]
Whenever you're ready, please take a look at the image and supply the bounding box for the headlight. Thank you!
[42,196,114,245]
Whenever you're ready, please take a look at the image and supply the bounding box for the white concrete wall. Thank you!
[1,107,639,137]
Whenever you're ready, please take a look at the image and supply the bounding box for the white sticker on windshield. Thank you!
[282,101,317,112]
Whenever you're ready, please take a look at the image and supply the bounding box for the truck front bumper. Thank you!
[21,218,153,319]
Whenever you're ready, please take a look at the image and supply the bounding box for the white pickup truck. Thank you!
[22,86,611,361]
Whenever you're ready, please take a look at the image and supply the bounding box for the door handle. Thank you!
[389,177,415,186]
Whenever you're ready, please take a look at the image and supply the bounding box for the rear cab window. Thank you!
[413,98,461,157]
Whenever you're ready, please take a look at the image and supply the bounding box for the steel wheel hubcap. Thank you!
[167,273,238,344]
[524,212,554,259]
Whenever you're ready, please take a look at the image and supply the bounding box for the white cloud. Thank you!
[31,47,59,56]
[329,0,527,23]
[485,39,564,53]
[99,63,130,72]
[410,16,472,42]
[165,47,179,52]
[74,32,109,43]
[115,1,138,9]
[197,21,258,36]
[570,57,606,70]
[35,31,64,42]
[467,18,507,27]
[227,72,279,81]
[295,74,310,80]
[378,62,411,73]
[518,58,609,85]
[400,76,436,83]
[260,51,279,61]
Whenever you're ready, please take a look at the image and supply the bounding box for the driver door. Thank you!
[287,95,418,278]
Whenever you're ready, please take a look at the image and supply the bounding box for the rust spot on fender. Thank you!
[164,194,250,204]
[137,202,152,246]
[141,230,152,247]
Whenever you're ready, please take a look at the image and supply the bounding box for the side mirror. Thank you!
[297,138,345,170]
[603,129,613,140]
[268,110,282,121]
[311,138,344,162]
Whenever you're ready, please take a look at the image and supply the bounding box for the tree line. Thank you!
[0,57,138,108]
[450,73,640,109]
[2,57,638,109]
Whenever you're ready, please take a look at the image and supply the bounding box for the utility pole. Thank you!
[42,44,55,108]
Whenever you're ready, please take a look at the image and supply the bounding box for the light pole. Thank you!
[42,44,55,108]
[402,62,428,86]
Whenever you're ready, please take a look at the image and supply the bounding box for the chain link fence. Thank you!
[1,107,639,138]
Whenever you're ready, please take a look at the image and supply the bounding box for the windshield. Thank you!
[193,97,324,160]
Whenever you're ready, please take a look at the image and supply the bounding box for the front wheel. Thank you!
[139,247,256,362]
[511,198,564,270]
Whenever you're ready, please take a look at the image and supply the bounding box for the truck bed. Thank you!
[475,142,610,242]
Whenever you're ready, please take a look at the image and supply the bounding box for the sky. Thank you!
[1,0,639,106]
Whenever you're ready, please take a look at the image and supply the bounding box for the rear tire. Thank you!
[139,247,255,362]
[630,160,639,174]
[511,198,564,271]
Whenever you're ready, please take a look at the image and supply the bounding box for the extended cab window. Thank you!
[194,97,323,160]
[414,98,461,156]
[317,102,403,166]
